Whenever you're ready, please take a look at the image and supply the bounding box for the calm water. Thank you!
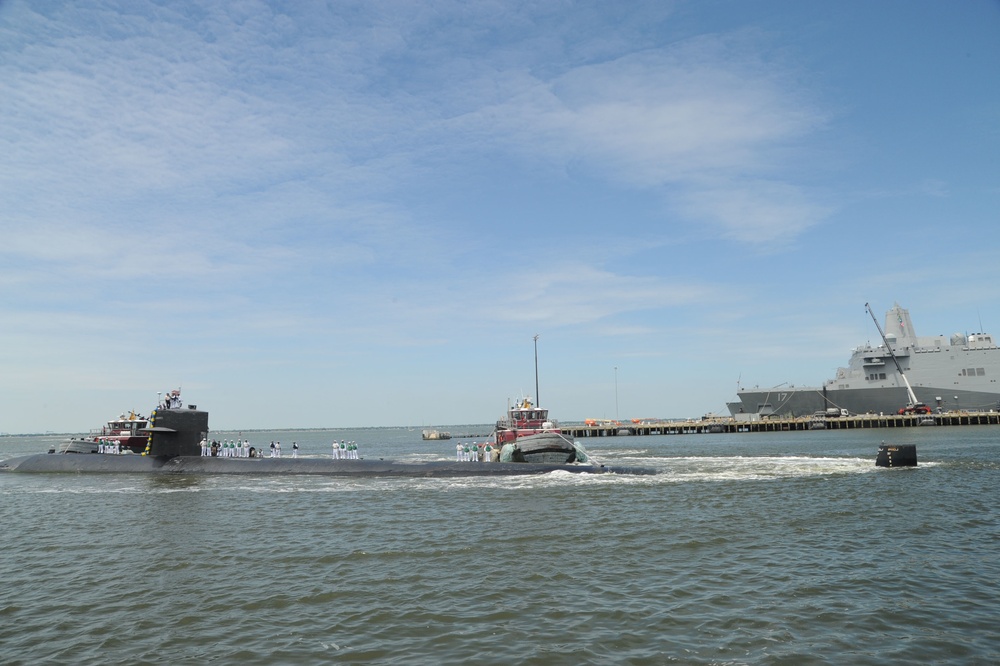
[1,426,998,665]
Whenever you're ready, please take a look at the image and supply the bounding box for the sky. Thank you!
[2,0,999,433]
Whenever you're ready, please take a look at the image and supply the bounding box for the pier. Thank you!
[560,411,1000,437]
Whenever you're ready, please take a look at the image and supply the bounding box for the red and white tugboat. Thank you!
[57,389,183,454]
[493,397,585,464]
[493,396,560,445]
[490,338,587,464]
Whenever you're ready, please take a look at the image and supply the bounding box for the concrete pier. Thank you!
[560,411,1000,437]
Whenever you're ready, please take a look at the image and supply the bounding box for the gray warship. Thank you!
[730,303,1000,417]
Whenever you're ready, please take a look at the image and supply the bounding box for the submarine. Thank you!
[0,403,657,478]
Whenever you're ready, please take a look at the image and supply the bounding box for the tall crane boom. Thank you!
[866,303,930,414]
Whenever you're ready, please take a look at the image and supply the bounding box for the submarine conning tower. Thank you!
[144,405,208,458]
[875,442,917,468]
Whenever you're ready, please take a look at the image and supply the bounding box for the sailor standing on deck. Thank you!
[292,442,298,458]
[340,440,347,458]
[484,443,492,462]
[270,441,276,458]
[469,443,478,462]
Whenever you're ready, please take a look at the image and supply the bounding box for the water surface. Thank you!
[2,427,997,664]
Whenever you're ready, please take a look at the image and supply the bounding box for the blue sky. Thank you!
[2,1,999,433]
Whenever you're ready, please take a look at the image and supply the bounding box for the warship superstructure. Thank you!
[730,304,1000,417]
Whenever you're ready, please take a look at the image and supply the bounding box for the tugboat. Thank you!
[493,397,587,464]
[493,396,561,445]
[53,390,182,454]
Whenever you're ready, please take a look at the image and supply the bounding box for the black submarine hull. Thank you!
[0,453,656,477]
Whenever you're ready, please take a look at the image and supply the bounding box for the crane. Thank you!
[866,303,931,415]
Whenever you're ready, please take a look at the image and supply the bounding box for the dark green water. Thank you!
[2,427,998,664]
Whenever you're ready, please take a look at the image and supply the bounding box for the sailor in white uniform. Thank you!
[292,442,298,458]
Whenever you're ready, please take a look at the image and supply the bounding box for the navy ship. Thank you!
[729,304,1000,417]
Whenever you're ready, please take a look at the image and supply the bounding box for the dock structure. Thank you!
[561,411,1000,437]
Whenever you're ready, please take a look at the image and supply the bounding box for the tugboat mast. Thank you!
[533,334,540,407]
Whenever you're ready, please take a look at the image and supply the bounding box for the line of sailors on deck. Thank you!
[332,440,359,459]
[97,439,124,454]
[197,438,299,458]
[201,439,254,457]
[196,438,364,459]
[456,442,495,462]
